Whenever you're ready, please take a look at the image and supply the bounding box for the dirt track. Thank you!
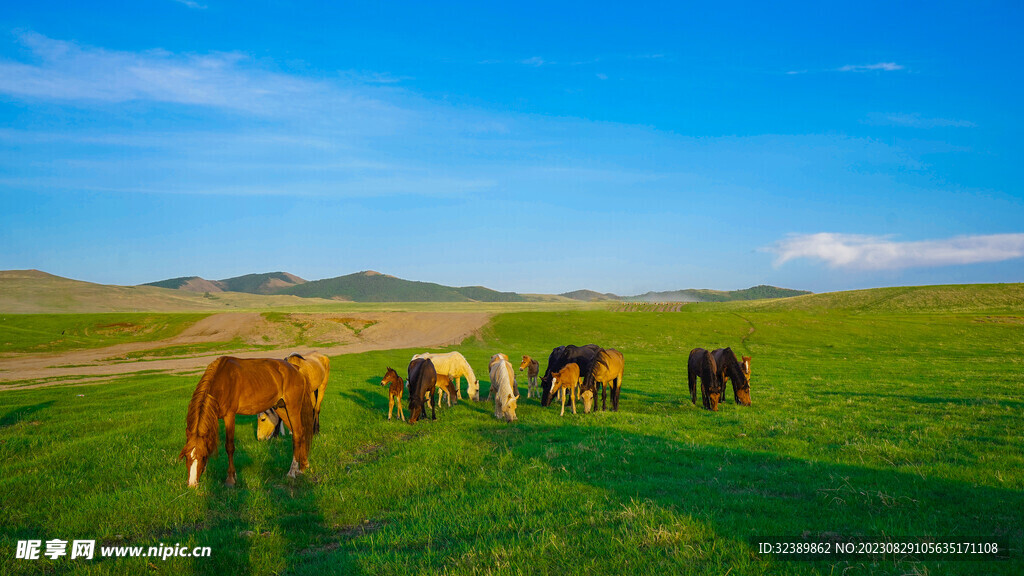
[0,312,490,388]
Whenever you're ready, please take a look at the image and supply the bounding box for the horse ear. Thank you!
[178,445,188,461]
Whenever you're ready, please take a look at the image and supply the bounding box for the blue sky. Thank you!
[1,1,1022,294]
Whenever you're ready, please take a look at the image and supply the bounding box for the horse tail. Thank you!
[703,349,720,391]
[181,357,225,460]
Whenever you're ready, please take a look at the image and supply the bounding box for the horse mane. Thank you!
[180,357,225,460]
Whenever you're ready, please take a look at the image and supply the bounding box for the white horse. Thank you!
[411,351,481,401]
[489,354,518,422]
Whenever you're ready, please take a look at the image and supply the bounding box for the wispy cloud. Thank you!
[0,31,322,112]
[595,73,608,80]
[838,62,904,72]
[769,233,1024,270]
[519,56,548,67]
[864,112,976,129]
[173,0,207,8]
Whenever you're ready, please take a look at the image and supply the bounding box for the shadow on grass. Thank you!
[819,390,1024,409]
[0,400,54,428]
[484,422,1022,572]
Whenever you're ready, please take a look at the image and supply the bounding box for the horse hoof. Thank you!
[225,478,236,487]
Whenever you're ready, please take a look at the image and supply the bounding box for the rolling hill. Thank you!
[0,270,336,313]
[143,272,305,295]
[560,284,811,303]
[280,271,528,303]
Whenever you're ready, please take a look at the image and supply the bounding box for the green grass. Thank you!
[0,313,209,355]
[1,304,1022,575]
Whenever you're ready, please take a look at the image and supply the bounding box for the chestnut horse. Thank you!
[380,367,406,421]
[180,356,314,487]
[550,362,581,416]
[711,348,751,405]
[586,348,625,411]
[257,352,331,440]
[688,348,722,411]
[407,358,438,424]
[519,355,540,399]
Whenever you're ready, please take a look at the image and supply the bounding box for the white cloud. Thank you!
[838,62,904,72]
[519,56,547,67]
[769,233,1024,270]
[596,73,608,80]
[173,0,207,8]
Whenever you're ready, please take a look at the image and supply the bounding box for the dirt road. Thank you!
[0,312,490,388]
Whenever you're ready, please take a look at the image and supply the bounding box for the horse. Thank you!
[688,348,723,411]
[407,358,438,424]
[432,373,458,407]
[411,352,480,401]
[380,367,406,421]
[489,354,519,422]
[550,362,581,416]
[584,348,625,411]
[711,348,752,405]
[540,344,602,411]
[519,355,540,399]
[256,352,331,440]
[180,356,314,487]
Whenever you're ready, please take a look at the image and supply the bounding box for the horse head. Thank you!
[518,356,531,371]
[502,393,518,422]
[179,438,212,488]
[256,410,282,441]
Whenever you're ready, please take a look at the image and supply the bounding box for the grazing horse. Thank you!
[180,356,313,487]
[432,374,458,407]
[519,355,540,399]
[380,367,406,421]
[688,348,723,411]
[407,358,438,424]
[711,348,752,405]
[550,363,581,416]
[489,354,519,422]
[412,352,480,401]
[257,352,331,440]
[541,344,602,411]
[586,348,625,411]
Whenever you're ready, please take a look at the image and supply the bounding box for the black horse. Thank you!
[711,347,751,405]
[540,344,603,409]
[407,358,438,424]
[688,348,723,411]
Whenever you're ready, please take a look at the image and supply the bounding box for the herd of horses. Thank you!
[180,345,751,487]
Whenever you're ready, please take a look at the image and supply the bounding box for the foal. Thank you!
[550,362,581,416]
[380,367,406,421]
[519,355,540,399]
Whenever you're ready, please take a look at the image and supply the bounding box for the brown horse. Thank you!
[257,352,331,440]
[688,348,722,411]
[711,348,751,405]
[381,367,406,421]
[550,362,581,416]
[589,348,625,411]
[180,356,314,487]
[407,358,438,424]
[519,355,540,399]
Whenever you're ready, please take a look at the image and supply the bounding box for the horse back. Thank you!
[220,357,305,415]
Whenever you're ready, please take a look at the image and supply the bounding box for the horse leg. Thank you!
[388,395,394,420]
[601,380,607,411]
[397,395,406,422]
[688,371,697,405]
[614,377,621,411]
[559,388,566,416]
[225,413,237,487]
[571,386,577,415]
[430,388,436,420]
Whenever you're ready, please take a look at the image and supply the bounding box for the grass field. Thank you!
[1,294,1022,575]
[0,313,209,355]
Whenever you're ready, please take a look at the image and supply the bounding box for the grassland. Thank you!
[1,289,1022,575]
[0,313,208,355]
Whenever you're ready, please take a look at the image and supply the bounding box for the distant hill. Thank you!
[143,272,306,295]
[560,284,811,303]
[729,283,1024,313]
[281,271,528,303]
[559,289,619,302]
[0,270,334,313]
